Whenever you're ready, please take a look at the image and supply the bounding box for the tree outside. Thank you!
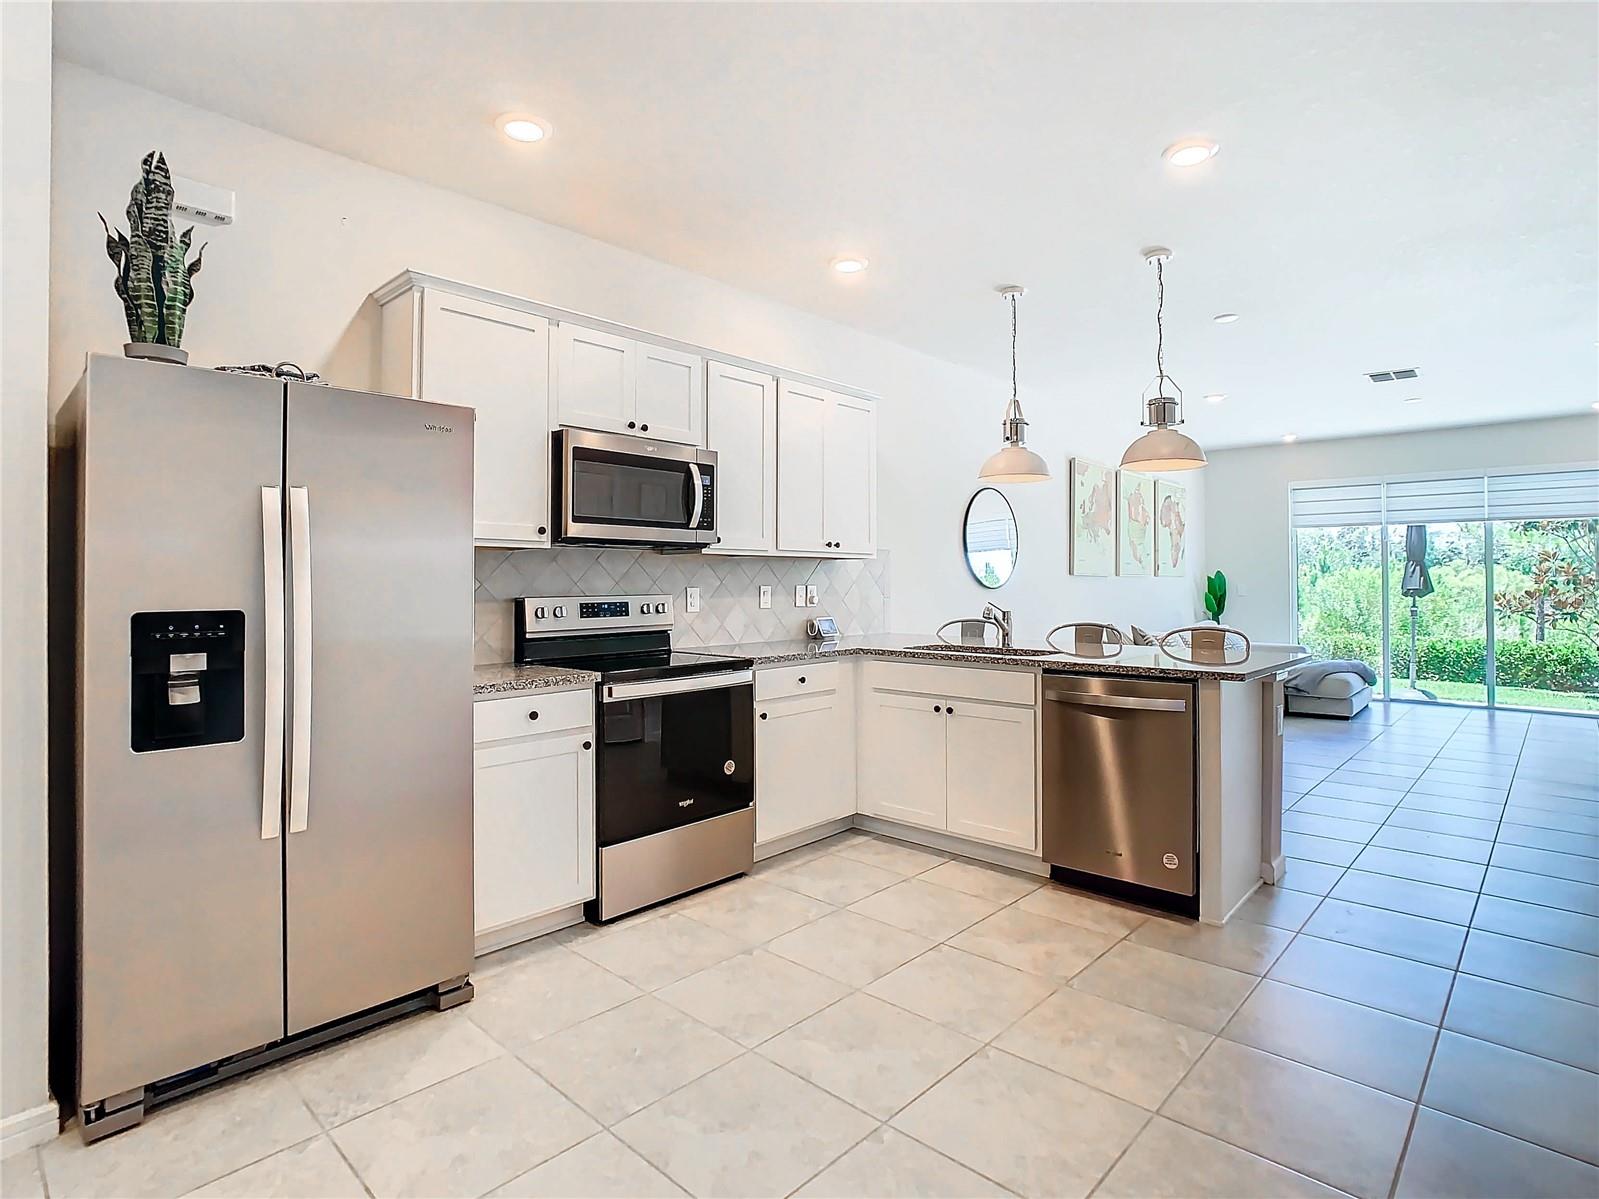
[1295,519,1599,712]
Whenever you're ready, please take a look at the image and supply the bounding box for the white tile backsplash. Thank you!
[475,548,891,665]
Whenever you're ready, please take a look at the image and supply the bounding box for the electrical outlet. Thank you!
[806,584,819,606]
[794,585,807,608]
[759,586,772,610]
[685,586,701,614]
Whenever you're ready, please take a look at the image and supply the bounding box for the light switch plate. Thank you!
[759,585,772,610]
[806,584,819,606]
[685,586,701,614]
[794,584,807,608]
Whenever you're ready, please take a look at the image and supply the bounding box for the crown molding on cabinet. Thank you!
[371,270,881,406]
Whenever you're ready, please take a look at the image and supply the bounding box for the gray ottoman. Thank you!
[1286,671,1372,719]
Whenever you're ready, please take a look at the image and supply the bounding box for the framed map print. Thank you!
[1069,458,1116,576]
[1155,479,1188,576]
[1116,470,1154,577]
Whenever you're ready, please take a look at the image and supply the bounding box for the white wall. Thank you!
[48,62,1204,647]
[1205,415,1599,642]
[2,0,57,1145]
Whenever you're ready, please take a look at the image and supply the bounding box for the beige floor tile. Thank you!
[1160,1039,1412,1199]
[948,906,1121,981]
[1290,794,1397,823]
[918,859,1042,904]
[185,1136,366,1198]
[487,1132,687,1198]
[1443,973,1599,1072]
[1459,928,1599,1005]
[993,988,1210,1109]
[1278,857,1344,896]
[1230,885,1322,932]
[1267,934,1454,1023]
[1014,885,1150,935]
[891,1047,1147,1199]
[760,992,979,1118]
[1281,831,1361,867]
[1482,865,1599,915]
[329,1056,597,1199]
[832,836,950,876]
[747,839,842,878]
[39,1072,320,1199]
[1372,825,1494,863]
[674,877,834,947]
[793,1127,1010,1198]
[865,944,1057,1041]
[613,1054,876,1199]
[567,913,746,990]
[284,1009,502,1126]
[1328,869,1478,925]
[1395,1108,1599,1199]
[521,995,742,1125]
[467,943,642,1053]
[765,853,905,905]
[1222,979,1436,1099]
[1423,1031,1599,1165]
[655,949,849,1047]
[1281,811,1381,843]
[767,909,935,987]
[1071,942,1256,1033]
[1353,845,1488,890]
[1471,894,1599,956]
[1384,807,1500,841]
[1,1151,46,1199]
[1129,916,1294,975]
[848,878,1004,941]
[1097,1117,1345,1199]
[1301,898,1467,968]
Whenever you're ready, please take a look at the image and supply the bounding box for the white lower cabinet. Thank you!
[858,665,1038,852]
[472,695,596,948]
[755,663,855,846]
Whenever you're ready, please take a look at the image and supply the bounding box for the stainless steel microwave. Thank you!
[553,427,717,548]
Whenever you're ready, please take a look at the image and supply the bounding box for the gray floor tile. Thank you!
[1458,928,1599,1005]
[488,1132,687,1198]
[1301,898,1467,968]
[1482,865,1599,915]
[654,950,850,1047]
[1443,973,1599,1072]
[1278,857,1345,896]
[1492,842,1599,885]
[1281,811,1381,844]
[1383,807,1500,841]
[1071,942,1256,1033]
[1097,1117,1344,1199]
[186,1137,366,1199]
[947,906,1121,982]
[1281,831,1362,867]
[1497,821,1599,859]
[1267,935,1454,1023]
[1351,845,1486,891]
[1231,885,1323,932]
[767,909,935,987]
[793,1127,1010,1199]
[1472,893,1599,955]
[1395,1108,1599,1199]
[1328,869,1478,925]
[1128,916,1294,975]
[847,877,1005,942]
[864,943,1057,1041]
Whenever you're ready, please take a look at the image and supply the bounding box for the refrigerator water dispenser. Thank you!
[129,610,245,751]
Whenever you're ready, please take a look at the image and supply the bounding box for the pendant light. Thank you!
[1121,248,1207,472]
[979,285,1051,483]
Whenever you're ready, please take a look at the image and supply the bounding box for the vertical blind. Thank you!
[1292,466,1599,528]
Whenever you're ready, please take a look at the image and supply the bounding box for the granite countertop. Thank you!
[473,662,600,699]
[688,632,1310,683]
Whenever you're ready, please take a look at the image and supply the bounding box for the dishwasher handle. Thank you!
[1043,688,1188,713]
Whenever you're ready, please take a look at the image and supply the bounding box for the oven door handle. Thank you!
[605,669,753,702]
[686,463,704,530]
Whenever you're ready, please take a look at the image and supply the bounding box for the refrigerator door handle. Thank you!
[260,487,285,840]
[288,485,313,833]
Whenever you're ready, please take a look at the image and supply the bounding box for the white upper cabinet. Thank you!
[777,380,876,557]
[553,324,636,435]
[705,361,777,554]
[635,344,705,445]
[553,323,704,446]
[776,380,832,554]
[381,288,551,548]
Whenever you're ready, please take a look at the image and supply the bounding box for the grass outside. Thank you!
[1411,678,1599,713]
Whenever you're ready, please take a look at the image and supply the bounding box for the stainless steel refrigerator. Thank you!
[52,355,475,1141]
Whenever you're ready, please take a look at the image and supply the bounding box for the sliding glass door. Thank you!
[1290,469,1598,716]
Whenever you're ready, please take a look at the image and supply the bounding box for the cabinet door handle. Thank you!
[537,525,547,536]
[946,704,956,714]
[627,421,637,429]
[528,710,540,721]
[933,704,942,713]
[797,676,806,684]
[640,423,649,432]
[582,740,592,750]
[759,712,768,721]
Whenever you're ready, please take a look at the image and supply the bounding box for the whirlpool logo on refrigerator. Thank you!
[423,423,454,433]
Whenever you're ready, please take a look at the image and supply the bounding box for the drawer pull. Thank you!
[528,710,539,721]
[933,704,942,713]
[798,676,806,684]
[582,740,592,750]
[947,705,956,714]
[759,712,768,720]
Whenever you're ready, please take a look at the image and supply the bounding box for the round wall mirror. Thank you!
[963,487,1019,589]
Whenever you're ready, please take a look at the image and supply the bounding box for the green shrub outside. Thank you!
[1302,632,1599,693]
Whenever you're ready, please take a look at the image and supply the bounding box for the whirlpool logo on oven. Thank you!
[677,798,695,808]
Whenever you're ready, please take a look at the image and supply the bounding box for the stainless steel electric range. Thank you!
[514,593,755,922]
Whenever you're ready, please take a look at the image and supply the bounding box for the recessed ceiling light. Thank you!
[1281,433,1298,443]
[830,256,869,274]
[1204,393,1226,404]
[1213,313,1239,324]
[495,113,550,143]
[1591,400,1599,411]
[1402,396,1424,404]
[1164,139,1220,167]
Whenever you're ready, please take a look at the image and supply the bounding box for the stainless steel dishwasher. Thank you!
[1041,675,1199,916]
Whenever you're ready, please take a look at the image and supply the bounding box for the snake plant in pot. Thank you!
[99,152,206,365]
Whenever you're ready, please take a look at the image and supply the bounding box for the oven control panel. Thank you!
[516,593,674,639]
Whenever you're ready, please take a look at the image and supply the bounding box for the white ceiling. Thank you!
[55,2,1598,448]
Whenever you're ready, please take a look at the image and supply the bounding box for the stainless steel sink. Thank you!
[904,643,1059,657]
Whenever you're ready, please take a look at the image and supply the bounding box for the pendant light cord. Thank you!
[1010,291,1020,411]
[1154,256,1166,386]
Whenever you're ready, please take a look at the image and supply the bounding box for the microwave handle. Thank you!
[687,462,704,529]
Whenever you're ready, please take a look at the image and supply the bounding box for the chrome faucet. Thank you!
[982,603,1015,650]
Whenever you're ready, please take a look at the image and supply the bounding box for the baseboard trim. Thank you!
[473,904,587,957]
[851,816,1050,877]
[754,817,853,862]
[1,1101,58,1157]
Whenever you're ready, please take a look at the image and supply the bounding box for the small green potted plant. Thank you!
[1203,570,1228,623]
[99,151,205,365]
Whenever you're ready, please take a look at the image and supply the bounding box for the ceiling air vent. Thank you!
[1366,368,1420,383]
